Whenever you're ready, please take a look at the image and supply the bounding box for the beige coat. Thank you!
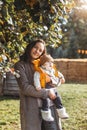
[14,61,61,130]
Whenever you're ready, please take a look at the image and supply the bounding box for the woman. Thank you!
[14,39,62,130]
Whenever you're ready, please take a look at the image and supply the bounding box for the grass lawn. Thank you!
[0,83,87,130]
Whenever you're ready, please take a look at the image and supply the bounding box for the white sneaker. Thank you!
[41,109,54,121]
[57,107,69,119]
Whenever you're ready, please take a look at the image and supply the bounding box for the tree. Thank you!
[64,0,87,58]
[0,0,74,74]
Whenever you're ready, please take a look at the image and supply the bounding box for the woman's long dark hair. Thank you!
[20,39,46,62]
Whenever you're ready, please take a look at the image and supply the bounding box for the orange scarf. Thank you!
[33,59,58,88]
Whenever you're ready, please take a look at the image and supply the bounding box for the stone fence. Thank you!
[54,58,87,83]
[0,59,87,96]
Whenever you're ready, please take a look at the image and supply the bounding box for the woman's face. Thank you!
[30,42,45,60]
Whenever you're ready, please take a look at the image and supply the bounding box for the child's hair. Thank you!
[39,54,54,66]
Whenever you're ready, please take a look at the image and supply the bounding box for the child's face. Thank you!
[42,61,53,70]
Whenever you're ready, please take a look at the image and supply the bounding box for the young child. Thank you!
[34,54,69,121]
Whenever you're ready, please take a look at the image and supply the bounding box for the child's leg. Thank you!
[50,89,63,109]
[53,91,69,119]
[53,95,63,109]
[42,99,49,111]
[41,98,54,121]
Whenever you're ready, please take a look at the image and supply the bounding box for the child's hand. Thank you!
[60,78,65,84]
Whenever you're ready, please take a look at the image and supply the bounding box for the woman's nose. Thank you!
[36,49,39,53]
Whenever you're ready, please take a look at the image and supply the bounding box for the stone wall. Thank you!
[0,72,19,96]
[54,58,87,83]
[0,59,87,96]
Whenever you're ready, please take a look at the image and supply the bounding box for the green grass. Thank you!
[0,83,87,130]
[0,96,20,130]
[58,83,87,130]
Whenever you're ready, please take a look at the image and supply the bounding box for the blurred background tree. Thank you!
[0,0,75,73]
[62,0,87,58]
[48,0,87,59]
[1,0,87,73]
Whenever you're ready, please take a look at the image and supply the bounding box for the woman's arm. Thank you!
[14,61,49,99]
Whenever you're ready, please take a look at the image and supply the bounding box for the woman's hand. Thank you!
[48,89,56,100]
[36,87,41,91]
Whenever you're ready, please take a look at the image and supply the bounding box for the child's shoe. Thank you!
[41,109,54,121]
[57,107,69,119]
